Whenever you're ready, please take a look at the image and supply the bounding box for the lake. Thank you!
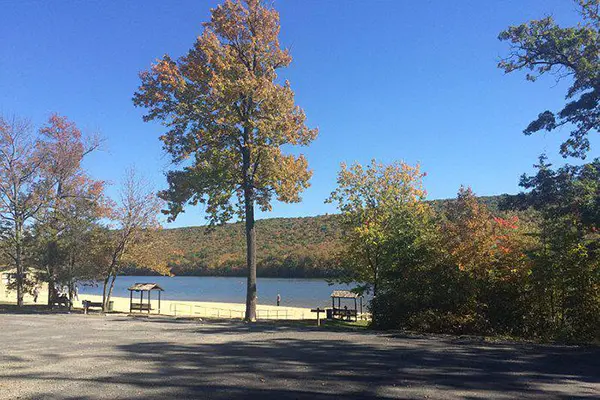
[79,276,364,308]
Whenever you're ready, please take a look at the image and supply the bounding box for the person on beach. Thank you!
[276,293,281,306]
[32,286,39,303]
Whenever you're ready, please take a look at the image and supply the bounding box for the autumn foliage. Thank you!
[133,0,317,320]
[329,159,599,342]
[0,114,171,310]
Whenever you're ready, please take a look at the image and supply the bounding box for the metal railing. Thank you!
[256,308,301,320]
[168,303,245,319]
[169,303,193,316]
[168,302,305,320]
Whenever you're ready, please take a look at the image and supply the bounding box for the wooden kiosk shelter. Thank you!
[128,283,163,314]
[330,290,363,321]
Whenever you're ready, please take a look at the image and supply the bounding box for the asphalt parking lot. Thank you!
[0,312,598,399]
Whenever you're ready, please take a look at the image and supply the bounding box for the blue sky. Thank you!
[1,0,596,228]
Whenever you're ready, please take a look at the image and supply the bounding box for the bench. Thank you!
[331,308,358,321]
[82,300,103,314]
[130,302,152,313]
[51,295,71,309]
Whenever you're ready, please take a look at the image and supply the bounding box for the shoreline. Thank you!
[0,293,317,320]
[118,274,339,280]
[76,275,359,310]
[78,294,316,320]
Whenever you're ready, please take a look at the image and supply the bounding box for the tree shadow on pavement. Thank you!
[112,316,369,335]
[0,303,75,315]
[14,327,600,399]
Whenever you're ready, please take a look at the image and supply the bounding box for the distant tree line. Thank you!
[136,215,342,279]
[123,201,516,281]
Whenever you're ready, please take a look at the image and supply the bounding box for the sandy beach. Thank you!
[77,293,316,320]
[1,291,317,320]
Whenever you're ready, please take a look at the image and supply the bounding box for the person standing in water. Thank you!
[276,293,281,306]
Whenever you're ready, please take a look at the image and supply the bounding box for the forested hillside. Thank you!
[128,195,509,278]
[155,214,344,278]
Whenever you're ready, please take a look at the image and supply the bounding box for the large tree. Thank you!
[0,116,48,306]
[327,160,429,323]
[0,114,101,307]
[133,0,317,320]
[34,114,103,307]
[498,0,600,158]
[512,156,600,340]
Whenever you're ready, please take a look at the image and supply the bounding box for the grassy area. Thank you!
[322,318,370,329]
[0,302,372,328]
[251,318,370,331]
[0,302,81,314]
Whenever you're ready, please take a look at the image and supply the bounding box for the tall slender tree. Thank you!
[0,114,102,307]
[133,0,317,320]
[35,114,103,307]
[97,169,168,312]
[0,116,47,306]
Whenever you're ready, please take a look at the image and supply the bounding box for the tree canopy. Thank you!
[499,0,600,158]
[327,160,430,319]
[133,0,317,320]
[133,0,317,224]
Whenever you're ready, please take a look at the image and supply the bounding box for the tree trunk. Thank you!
[15,220,24,307]
[47,279,53,308]
[67,253,75,311]
[372,265,378,326]
[45,240,58,308]
[102,276,109,311]
[47,268,56,308]
[68,282,73,311]
[104,274,117,313]
[48,280,57,310]
[242,137,257,322]
[15,266,23,307]
[67,271,73,311]
[244,186,257,322]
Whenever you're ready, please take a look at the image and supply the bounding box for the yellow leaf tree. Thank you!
[95,169,169,312]
[133,0,317,320]
[327,160,429,300]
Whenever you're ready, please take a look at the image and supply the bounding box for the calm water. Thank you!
[79,276,363,308]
